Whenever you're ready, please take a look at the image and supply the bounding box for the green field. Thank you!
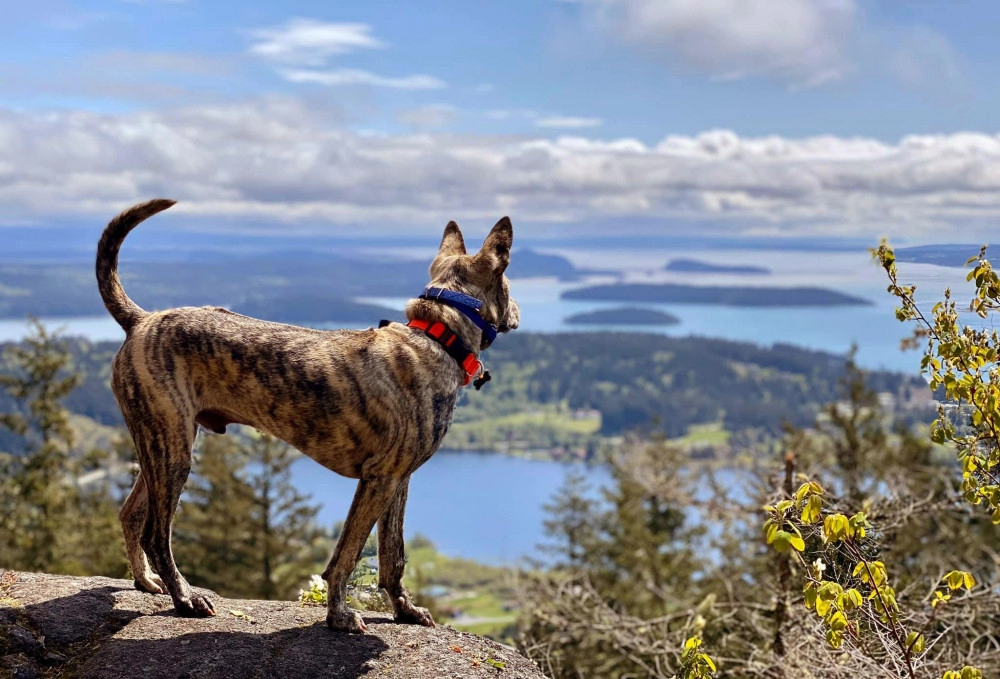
[406,544,517,641]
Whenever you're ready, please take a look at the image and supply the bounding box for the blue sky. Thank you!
[2,0,999,242]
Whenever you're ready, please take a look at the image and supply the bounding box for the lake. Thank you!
[0,247,986,562]
[0,247,982,376]
[290,451,611,564]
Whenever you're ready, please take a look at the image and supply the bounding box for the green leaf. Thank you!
[828,610,848,632]
[944,570,970,591]
[815,596,832,618]
[772,531,793,553]
[844,589,863,610]
[906,631,926,654]
[825,629,844,649]
[804,587,818,610]
[801,495,822,524]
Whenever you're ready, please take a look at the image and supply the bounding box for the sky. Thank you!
[1,0,999,243]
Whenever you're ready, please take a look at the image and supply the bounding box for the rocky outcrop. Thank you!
[0,571,546,679]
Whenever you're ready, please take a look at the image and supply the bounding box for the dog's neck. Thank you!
[404,297,484,357]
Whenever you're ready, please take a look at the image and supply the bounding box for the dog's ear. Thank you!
[476,216,513,274]
[439,221,467,256]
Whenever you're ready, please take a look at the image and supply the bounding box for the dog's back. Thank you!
[112,305,459,478]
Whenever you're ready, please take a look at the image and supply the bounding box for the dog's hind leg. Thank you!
[323,476,402,633]
[378,477,434,626]
[132,416,214,618]
[120,473,166,594]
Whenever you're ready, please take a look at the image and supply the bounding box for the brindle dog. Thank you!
[95,199,519,633]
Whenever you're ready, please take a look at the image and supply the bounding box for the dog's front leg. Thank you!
[323,476,402,633]
[378,477,434,627]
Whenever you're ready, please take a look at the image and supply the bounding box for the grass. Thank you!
[445,406,603,455]
[673,422,731,446]
[405,544,517,641]
[450,408,601,437]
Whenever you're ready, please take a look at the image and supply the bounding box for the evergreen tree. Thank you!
[539,469,598,569]
[174,428,325,600]
[172,434,257,596]
[243,430,324,600]
[0,318,125,576]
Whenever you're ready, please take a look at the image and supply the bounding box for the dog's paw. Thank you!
[133,573,166,595]
[394,598,435,627]
[175,594,216,618]
[326,608,368,634]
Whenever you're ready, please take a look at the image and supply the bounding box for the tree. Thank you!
[520,352,1000,678]
[539,469,598,569]
[172,433,257,595]
[519,438,706,678]
[0,319,126,576]
[173,428,325,600]
[243,430,325,600]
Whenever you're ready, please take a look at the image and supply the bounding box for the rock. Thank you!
[4,625,39,655]
[2,656,40,679]
[0,571,547,679]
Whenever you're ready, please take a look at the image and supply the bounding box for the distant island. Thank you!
[565,307,680,326]
[507,249,582,281]
[665,258,770,275]
[233,296,398,324]
[892,245,988,268]
[0,248,594,320]
[562,283,872,307]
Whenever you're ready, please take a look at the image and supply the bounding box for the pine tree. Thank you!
[242,430,324,600]
[539,469,598,569]
[172,433,257,596]
[173,428,325,600]
[0,319,125,576]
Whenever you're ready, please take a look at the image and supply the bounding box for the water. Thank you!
[1,248,983,376]
[1,248,991,562]
[290,451,611,564]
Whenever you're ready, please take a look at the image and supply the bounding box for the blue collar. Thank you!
[419,286,498,349]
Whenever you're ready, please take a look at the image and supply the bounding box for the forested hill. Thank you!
[0,332,929,457]
[455,332,926,440]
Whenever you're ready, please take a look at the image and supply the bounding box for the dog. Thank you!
[95,199,519,633]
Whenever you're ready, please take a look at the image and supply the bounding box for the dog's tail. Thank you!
[96,199,176,332]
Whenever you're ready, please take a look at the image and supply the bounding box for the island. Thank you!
[892,245,988,268]
[562,283,872,307]
[506,249,582,280]
[665,258,770,275]
[232,296,398,324]
[565,307,680,326]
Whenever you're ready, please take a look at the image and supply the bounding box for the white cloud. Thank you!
[280,68,446,90]
[535,116,604,129]
[883,25,965,93]
[249,19,446,93]
[396,105,458,130]
[2,101,1000,240]
[568,0,858,86]
[485,109,538,121]
[249,19,383,66]
[565,0,966,90]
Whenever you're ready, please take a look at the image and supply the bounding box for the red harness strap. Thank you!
[407,318,482,387]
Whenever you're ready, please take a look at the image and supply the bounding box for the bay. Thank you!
[0,247,987,563]
[289,450,611,565]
